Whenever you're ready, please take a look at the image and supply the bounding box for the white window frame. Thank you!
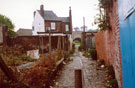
[65,24,69,31]
[51,22,56,30]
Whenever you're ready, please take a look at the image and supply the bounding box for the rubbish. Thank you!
[101,65,105,68]
[27,49,40,59]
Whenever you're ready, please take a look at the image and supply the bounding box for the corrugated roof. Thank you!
[38,10,70,22]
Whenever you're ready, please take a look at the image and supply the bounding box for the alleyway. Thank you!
[53,45,107,88]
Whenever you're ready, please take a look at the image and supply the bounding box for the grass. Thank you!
[74,42,80,45]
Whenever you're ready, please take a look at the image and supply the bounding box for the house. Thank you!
[32,5,72,35]
[16,28,32,36]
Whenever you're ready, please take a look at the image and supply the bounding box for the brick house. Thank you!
[32,5,72,35]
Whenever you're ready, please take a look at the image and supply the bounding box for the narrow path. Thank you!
[53,45,106,88]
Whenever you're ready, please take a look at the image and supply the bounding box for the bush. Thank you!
[83,51,91,58]
[78,45,82,51]
[89,49,97,60]
[89,49,97,54]
[109,79,118,87]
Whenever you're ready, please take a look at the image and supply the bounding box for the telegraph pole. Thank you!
[82,17,86,50]
[83,17,85,32]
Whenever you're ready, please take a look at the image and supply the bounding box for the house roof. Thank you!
[38,10,70,22]
[16,28,32,36]
[58,17,70,22]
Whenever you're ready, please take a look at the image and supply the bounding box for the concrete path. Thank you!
[53,45,106,88]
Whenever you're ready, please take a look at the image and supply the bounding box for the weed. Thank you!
[108,79,118,87]
[20,55,34,62]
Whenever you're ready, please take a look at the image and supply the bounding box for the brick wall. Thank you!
[95,0,122,88]
[7,36,69,53]
[45,21,72,34]
[45,21,61,32]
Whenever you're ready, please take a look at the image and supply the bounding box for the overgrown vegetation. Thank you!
[0,47,68,88]
[89,49,97,60]
[97,60,118,88]
[94,0,113,31]
[106,65,118,88]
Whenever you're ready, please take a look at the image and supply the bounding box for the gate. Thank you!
[118,0,135,87]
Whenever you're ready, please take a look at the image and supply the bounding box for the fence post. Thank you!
[75,69,83,88]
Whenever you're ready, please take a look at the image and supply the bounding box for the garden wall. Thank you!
[7,36,69,53]
[95,0,122,88]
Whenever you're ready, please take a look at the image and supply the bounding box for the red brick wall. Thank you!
[45,21,62,32]
[95,0,122,88]
[62,22,70,33]
[7,36,69,53]
[45,21,72,34]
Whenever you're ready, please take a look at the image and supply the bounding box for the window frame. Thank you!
[65,24,69,31]
[51,22,56,30]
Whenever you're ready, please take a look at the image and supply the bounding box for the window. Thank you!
[65,24,69,31]
[51,22,56,30]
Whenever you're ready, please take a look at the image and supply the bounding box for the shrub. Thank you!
[109,79,118,87]
[89,49,97,60]
[78,45,82,51]
[89,49,97,54]
[83,51,91,58]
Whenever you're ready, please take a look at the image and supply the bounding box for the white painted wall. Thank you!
[32,10,45,35]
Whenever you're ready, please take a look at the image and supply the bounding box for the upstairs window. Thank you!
[51,22,56,30]
[65,24,69,31]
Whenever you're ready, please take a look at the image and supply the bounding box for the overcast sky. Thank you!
[0,0,99,31]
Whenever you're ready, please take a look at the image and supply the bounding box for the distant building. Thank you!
[32,5,72,35]
[16,28,32,36]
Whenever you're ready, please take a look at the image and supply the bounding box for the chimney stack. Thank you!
[33,11,36,18]
[40,5,44,17]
